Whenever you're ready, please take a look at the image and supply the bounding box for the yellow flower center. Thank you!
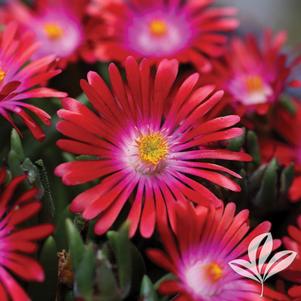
[149,19,168,36]
[245,75,264,93]
[0,67,6,82]
[204,262,223,283]
[138,133,168,165]
[43,23,64,40]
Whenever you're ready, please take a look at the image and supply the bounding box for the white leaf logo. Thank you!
[228,232,297,297]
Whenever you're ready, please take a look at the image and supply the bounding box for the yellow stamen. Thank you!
[149,19,168,36]
[0,67,6,82]
[204,262,223,283]
[138,133,168,165]
[43,23,64,40]
[245,75,264,93]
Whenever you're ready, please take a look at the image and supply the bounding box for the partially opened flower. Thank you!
[55,57,251,238]
[201,30,301,118]
[87,0,239,72]
[0,23,66,140]
[147,202,288,300]
[0,167,54,301]
[7,0,92,64]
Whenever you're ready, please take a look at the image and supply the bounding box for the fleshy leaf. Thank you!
[140,275,158,301]
[65,218,85,270]
[107,221,132,298]
[76,243,95,301]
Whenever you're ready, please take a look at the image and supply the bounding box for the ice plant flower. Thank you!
[55,57,251,238]
[7,0,91,64]
[0,23,66,141]
[202,30,301,118]
[87,0,239,72]
[260,101,301,202]
[0,167,54,301]
[0,23,66,139]
[148,201,289,301]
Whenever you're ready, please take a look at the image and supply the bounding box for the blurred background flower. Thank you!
[0,1,301,300]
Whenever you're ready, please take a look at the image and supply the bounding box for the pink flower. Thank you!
[87,0,239,72]
[148,201,289,300]
[201,30,301,118]
[0,23,66,140]
[55,57,251,238]
[7,0,94,65]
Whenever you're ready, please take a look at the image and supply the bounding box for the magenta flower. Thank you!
[0,167,54,301]
[7,0,87,64]
[202,30,301,117]
[55,57,251,238]
[87,0,239,72]
[148,202,289,300]
[0,23,66,140]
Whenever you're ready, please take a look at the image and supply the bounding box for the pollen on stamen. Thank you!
[149,19,168,36]
[137,132,168,165]
[0,67,6,82]
[204,262,223,283]
[245,75,264,93]
[43,22,64,40]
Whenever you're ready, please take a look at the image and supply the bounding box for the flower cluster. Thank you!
[0,0,301,300]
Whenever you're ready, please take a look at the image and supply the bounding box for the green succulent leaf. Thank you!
[130,243,146,295]
[280,163,295,195]
[140,275,159,301]
[96,251,121,301]
[28,236,58,301]
[10,129,25,162]
[65,218,85,270]
[8,149,24,177]
[280,96,296,115]
[107,222,132,298]
[248,165,266,192]
[228,131,245,151]
[76,243,96,301]
[247,131,261,166]
[253,159,278,207]
[54,207,73,250]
